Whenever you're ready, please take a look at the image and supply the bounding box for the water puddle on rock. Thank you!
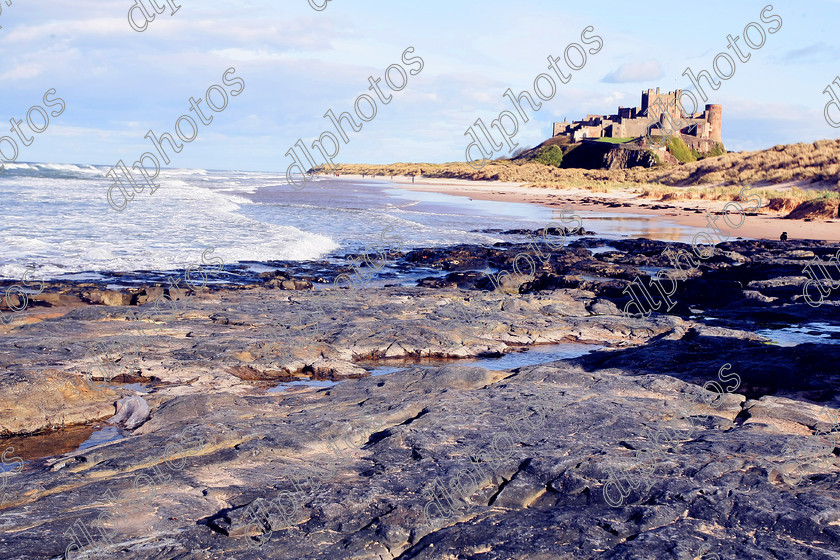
[0,424,100,468]
[0,407,133,466]
[267,379,340,393]
[637,266,667,277]
[364,342,604,376]
[266,343,603,392]
[118,383,152,393]
[756,322,840,347]
[75,425,126,452]
[577,274,614,284]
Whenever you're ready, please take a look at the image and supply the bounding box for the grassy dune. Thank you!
[319,140,840,218]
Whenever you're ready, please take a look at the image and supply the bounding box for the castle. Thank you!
[552,88,722,150]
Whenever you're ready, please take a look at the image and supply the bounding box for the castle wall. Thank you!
[572,125,604,141]
[619,118,651,138]
[682,136,717,151]
[618,107,635,119]
[683,118,707,138]
[553,121,573,137]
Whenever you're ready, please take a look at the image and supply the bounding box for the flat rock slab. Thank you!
[1,355,839,559]
[0,285,680,436]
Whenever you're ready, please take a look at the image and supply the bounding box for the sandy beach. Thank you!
[330,174,840,243]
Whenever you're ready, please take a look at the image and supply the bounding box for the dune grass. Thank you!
[316,140,840,215]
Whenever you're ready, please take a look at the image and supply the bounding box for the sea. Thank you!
[0,162,711,282]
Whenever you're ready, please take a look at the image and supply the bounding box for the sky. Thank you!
[0,0,839,172]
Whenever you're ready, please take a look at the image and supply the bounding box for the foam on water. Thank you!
[0,163,717,281]
[0,165,340,279]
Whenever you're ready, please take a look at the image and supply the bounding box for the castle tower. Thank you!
[706,104,722,143]
[641,89,656,113]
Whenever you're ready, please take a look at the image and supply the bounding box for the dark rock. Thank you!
[86,289,134,306]
[136,286,165,304]
[30,292,85,307]
[1,237,839,559]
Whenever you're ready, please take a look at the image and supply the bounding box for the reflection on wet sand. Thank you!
[564,211,716,243]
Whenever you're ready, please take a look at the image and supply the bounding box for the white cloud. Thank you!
[0,62,45,80]
[602,60,664,83]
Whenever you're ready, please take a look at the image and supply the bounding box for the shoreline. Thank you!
[323,173,840,242]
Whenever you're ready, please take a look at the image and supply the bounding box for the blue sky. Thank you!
[1,0,838,172]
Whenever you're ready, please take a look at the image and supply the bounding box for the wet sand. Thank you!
[331,174,840,242]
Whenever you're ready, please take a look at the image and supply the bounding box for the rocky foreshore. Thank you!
[1,235,839,559]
